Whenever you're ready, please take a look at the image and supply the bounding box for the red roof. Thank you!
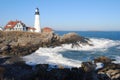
[4,20,25,29]
[42,27,53,32]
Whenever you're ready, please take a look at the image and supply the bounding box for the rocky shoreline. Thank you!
[0,31,91,56]
[0,56,119,80]
[0,31,120,80]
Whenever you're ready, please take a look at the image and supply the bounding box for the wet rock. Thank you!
[81,62,98,80]
[35,64,49,71]
[0,57,11,64]
[81,62,96,72]
[0,67,5,80]
[4,56,23,64]
[61,32,90,46]
[96,59,120,80]
[0,56,119,80]
[108,69,120,76]
[94,56,114,64]
[69,68,85,80]
[3,61,35,80]
[47,68,70,80]
[106,69,120,80]
[111,73,120,80]
[97,72,111,80]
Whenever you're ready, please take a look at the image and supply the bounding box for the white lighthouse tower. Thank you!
[34,8,41,33]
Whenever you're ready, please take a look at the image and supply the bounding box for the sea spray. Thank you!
[23,38,120,68]
[62,38,120,51]
[23,47,82,67]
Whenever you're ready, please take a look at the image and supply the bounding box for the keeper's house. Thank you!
[4,20,35,32]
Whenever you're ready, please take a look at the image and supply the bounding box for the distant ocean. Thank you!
[24,31,120,67]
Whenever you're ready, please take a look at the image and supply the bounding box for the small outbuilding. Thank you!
[42,27,54,33]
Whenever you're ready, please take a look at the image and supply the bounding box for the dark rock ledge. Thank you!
[0,56,119,80]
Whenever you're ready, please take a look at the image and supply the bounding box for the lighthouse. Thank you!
[34,8,41,33]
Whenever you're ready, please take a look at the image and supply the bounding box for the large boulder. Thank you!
[61,32,92,48]
[81,62,96,72]
[94,56,114,64]
[81,62,98,80]
[95,56,120,80]
[97,63,120,80]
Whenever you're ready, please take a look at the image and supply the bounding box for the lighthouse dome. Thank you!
[35,8,39,12]
[35,8,39,15]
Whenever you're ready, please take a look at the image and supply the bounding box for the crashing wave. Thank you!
[62,38,120,51]
[23,38,120,67]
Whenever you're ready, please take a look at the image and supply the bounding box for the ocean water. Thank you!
[23,31,120,67]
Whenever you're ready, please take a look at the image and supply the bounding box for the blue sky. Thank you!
[0,0,120,31]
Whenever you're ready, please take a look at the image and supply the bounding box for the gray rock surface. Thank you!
[0,31,91,56]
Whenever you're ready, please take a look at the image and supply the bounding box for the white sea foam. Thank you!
[113,56,120,64]
[23,38,120,67]
[96,63,104,70]
[62,38,120,51]
[23,47,82,67]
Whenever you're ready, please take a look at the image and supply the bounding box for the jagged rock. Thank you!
[0,57,95,80]
[111,73,120,80]
[110,69,120,76]
[61,33,89,43]
[105,69,120,80]
[0,57,119,80]
[0,31,91,56]
[97,72,111,80]
[61,32,93,48]
[81,62,96,72]
[81,62,98,80]
[94,56,114,64]
[96,56,120,80]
